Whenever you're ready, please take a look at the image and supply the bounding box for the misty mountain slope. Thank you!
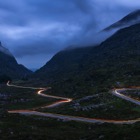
[104,9,140,31]
[0,43,32,79]
[35,23,140,88]
[35,47,94,77]
[0,42,13,57]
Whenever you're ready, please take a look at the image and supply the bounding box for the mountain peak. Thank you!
[129,9,140,16]
[0,41,32,78]
[104,9,140,31]
[0,42,13,57]
[122,9,140,22]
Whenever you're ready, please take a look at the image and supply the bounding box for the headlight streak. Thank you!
[7,81,140,124]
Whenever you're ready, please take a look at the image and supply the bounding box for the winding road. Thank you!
[7,82,140,124]
[112,88,140,105]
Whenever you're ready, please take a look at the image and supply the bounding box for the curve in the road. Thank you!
[112,88,140,105]
[7,81,140,124]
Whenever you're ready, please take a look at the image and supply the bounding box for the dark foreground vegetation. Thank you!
[0,82,140,140]
[0,113,140,140]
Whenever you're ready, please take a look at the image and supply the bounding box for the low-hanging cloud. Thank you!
[0,0,140,69]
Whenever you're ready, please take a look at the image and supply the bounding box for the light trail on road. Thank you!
[113,88,140,105]
[7,81,140,124]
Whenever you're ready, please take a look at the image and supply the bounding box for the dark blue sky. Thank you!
[0,0,140,69]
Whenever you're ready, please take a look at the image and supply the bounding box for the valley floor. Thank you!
[0,81,140,139]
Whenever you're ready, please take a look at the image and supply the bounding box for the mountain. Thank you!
[0,42,13,57]
[0,42,32,79]
[35,22,140,90]
[35,47,93,80]
[104,10,140,31]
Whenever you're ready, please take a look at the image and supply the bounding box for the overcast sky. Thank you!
[0,0,140,69]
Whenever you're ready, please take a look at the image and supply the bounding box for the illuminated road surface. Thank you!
[8,110,140,124]
[7,81,72,108]
[7,82,140,124]
[112,88,140,105]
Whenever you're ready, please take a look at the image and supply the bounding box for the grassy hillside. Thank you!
[34,23,140,97]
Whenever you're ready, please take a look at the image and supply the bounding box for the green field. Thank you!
[0,82,140,139]
[39,92,140,120]
[0,85,58,110]
[0,114,140,140]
